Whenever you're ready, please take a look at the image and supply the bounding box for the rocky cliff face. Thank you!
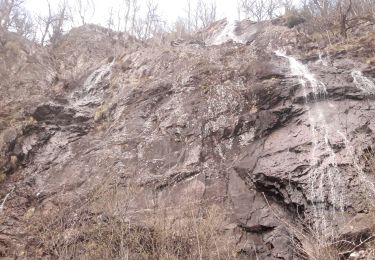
[1,20,375,259]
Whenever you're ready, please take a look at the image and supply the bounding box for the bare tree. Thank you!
[74,0,95,25]
[297,0,375,40]
[37,1,54,45]
[311,0,331,16]
[253,0,268,21]
[236,0,242,20]
[178,0,218,33]
[266,0,281,19]
[184,0,192,32]
[172,16,188,38]
[196,0,217,28]
[122,0,131,31]
[0,0,35,39]
[282,0,295,13]
[0,0,25,30]
[49,0,71,45]
[108,0,140,34]
[36,0,71,45]
[130,0,140,34]
[240,0,281,21]
[106,7,115,31]
[128,0,167,39]
[143,0,162,39]
[10,8,35,39]
[240,0,255,19]
[336,0,353,38]
[334,0,375,38]
[122,0,140,33]
[109,0,132,32]
[352,0,375,21]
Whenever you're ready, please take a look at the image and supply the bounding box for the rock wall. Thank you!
[1,21,375,259]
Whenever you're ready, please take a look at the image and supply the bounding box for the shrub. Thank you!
[286,15,306,28]
[28,181,236,259]
[362,146,375,176]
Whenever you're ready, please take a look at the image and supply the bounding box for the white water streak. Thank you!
[275,50,343,233]
[317,52,328,67]
[72,60,115,108]
[351,70,375,94]
[84,60,115,92]
[211,20,245,45]
[338,131,375,207]
[0,188,14,213]
[275,50,327,97]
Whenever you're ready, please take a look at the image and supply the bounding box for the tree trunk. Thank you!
[339,0,352,39]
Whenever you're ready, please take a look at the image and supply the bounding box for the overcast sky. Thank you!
[25,0,240,27]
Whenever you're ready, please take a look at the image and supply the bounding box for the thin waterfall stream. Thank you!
[0,187,14,213]
[351,70,375,94]
[338,131,375,207]
[275,50,345,234]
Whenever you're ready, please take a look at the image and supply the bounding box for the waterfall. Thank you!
[211,20,244,45]
[275,50,343,234]
[275,50,327,97]
[351,70,375,94]
[338,131,375,207]
[83,60,115,92]
[0,193,10,212]
[317,51,328,66]
[71,59,115,109]
[0,188,14,213]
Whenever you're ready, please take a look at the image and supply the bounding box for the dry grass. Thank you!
[295,145,375,260]
[293,225,372,260]
[262,192,375,260]
[94,104,108,122]
[27,180,236,260]
[0,172,6,183]
[297,238,341,260]
[363,146,375,176]
[293,209,375,260]
[366,56,375,65]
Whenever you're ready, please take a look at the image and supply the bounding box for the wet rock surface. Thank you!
[1,21,375,259]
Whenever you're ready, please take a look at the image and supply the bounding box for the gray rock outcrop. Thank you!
[1,21,375,259]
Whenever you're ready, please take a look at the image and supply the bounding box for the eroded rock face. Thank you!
[1,22,375,259]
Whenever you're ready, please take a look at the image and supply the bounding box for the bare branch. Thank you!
[36,0,71,46]
[240,0,281,21]
[74,0,95,25]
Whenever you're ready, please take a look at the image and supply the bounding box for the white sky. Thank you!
[25,0,240,27]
